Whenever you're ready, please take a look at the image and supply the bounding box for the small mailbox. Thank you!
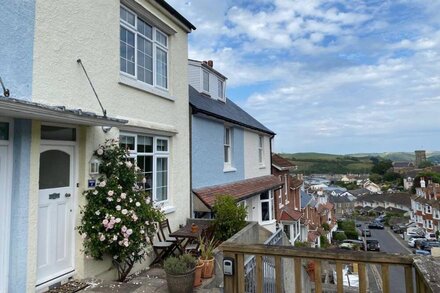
[223,257,234,276]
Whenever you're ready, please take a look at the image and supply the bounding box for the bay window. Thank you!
[260,190,274,223]
[120,134,169,203]
[120,5,168,89]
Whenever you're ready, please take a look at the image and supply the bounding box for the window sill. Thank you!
[260,219,276,226]
[119,74,175,102]
[161,205,176,215]
[223,166,237,173]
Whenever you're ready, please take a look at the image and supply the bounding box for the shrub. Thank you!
[322,223,330,231]
[212,195,247,241]
[294,241,310,247]
[164,254,197,275]
[345,230,359,240]
[320,235,330,248]
[77,139,164,281]
[333,232,347,242]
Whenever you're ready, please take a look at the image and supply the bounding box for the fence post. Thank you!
[224,252,237,293]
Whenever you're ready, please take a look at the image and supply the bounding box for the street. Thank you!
[360,223,412,293]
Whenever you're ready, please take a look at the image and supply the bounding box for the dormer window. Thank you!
[203,70,209,92]
[120,5,168,90]
[218,79,224,100]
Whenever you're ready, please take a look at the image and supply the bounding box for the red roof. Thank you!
[193,175,284,209]
[308,231,320,242]
[279,207,302,222]
[272,153,296,170]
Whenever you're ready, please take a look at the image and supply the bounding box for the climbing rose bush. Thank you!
[77,139,164,281]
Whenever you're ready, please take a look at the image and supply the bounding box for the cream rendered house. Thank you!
[0,0,195,292]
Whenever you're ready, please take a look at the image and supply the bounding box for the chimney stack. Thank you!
[207,60,213,67]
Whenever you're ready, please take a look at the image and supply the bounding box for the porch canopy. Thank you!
[0,96,127,126]
[193,175,284,211]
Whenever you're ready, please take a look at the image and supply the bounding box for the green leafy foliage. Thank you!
[294,241,310,247]
[164,254,196,275]
[337,220,359,240]
[320,235,330,248]
[333,232,347,242]
[212,195,247,241]
[418,161,433,168]
[371,159,393,175]
[77,139,164,281]
[322,223,330,231]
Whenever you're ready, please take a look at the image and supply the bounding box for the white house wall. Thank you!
[30,0,191,283]
[243,131,271,179]
[188,63,201,92]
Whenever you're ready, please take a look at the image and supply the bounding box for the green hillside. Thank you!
[280,151,440,174]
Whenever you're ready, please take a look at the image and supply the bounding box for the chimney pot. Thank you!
[207,60,213,67]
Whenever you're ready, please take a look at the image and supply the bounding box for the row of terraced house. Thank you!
[0,1,335,292]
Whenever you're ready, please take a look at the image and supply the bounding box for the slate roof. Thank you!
[193,175,283,209]
[393,161,415,168]
[328,195,352,203]
[272,153,296,170]
[189,85,275,135]
[350,188,371,196]
[357,193,412,207]
[155,0,196,30]
[300,190,313,209]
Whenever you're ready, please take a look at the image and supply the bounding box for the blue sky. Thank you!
[168,0,440,154]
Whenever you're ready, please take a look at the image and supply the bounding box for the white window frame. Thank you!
[260,190,274,223]
[217,79,224,100]
[258,135,264,166]
[120,5,169,91]
[426,205,432,214]
[119,133,170,203]
[203,70,210,93]
[224,126,232,168]
[434,209,440,219]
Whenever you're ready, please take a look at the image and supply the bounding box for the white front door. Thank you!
[37,145,75,286]
[0,145,10,293]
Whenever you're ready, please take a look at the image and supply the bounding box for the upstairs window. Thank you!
[218,79,224,100]
[224,127,232,166]
[258,135,264,164]
[203,70,209,92]
[426,205,432,214]
[120,5,168,89]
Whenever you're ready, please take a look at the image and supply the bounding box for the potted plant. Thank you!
[194,259,205,287]
[164,254,197,293]
[198,236,216,278]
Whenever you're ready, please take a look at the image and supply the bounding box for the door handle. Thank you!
[65,193,71,198]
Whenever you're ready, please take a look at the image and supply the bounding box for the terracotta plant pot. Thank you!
[194,261,205,287]
[166,268,195,293]
[199,257,215,278]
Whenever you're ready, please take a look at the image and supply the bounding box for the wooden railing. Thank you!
[221,243,421,293]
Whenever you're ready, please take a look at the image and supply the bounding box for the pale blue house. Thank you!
[188,60,283,232]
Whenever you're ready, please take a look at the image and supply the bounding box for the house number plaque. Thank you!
[49,193,61,200]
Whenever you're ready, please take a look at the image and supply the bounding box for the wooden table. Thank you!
[169,222,210,252]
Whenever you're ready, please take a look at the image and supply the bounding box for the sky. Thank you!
[168,0,440,154]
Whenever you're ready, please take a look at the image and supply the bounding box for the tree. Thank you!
[77,139,164,281]
[371,159,393,175]
[212,195,247,241]
[369,173,382,184]
[419,161,433,168]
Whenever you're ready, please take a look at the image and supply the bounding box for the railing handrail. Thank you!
[220,243,414,266]
[264,228,283,245]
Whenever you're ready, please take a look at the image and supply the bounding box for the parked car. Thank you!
[362,229,371,237]
[392,224,405,234]
[366,239,380,251]
[419,241,440,251]
[425,233,437,241]
[339,240,365,250]
[414,249,431,256]
[368,222,384,229]
[375,216,385,223]
[408,236,426,248]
